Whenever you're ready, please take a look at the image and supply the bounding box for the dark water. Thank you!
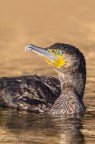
[0,109,85,144]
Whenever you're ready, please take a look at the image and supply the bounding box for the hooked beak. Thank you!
[25,44,56,62]
[25,44,65,69]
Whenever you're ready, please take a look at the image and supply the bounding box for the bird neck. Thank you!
[50,69,86,116]
[58,69,86,98]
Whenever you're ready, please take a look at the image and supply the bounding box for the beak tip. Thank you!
[25,44,32,52]
[25,46,27,52]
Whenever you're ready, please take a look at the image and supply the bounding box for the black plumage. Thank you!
[0,75,60,113]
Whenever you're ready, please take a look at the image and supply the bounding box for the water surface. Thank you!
[0,0,95,143]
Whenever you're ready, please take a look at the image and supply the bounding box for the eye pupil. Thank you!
[57,51,62,55]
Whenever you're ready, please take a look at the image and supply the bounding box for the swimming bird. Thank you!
[0,43,86,117]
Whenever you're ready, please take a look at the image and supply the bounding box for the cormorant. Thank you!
[0,43,86,117]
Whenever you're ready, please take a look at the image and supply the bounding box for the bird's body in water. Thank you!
[0,75,60,113]
[0,43,86,117]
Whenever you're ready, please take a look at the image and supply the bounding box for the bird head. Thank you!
[25,43,85,74]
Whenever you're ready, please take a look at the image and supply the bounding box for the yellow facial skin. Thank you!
[43,49,65,69]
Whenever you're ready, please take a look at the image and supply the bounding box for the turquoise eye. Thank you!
[57,50,62,55]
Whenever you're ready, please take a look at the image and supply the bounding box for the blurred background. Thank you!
[0,0,95,77]
[0,1,95,143]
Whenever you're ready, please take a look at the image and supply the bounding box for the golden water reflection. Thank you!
[0,0,95,143]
